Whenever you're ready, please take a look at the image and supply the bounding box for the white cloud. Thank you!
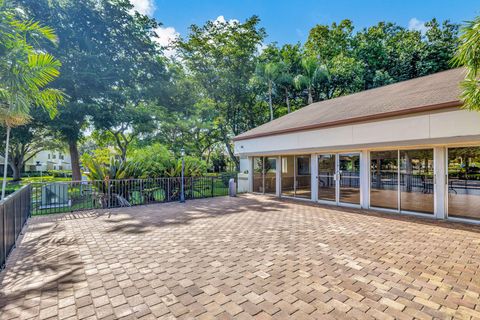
[130,0,155,16]
[408,18,427,35]
[153,26,179,58]
[213,15,239,26]
[256,43,267,54]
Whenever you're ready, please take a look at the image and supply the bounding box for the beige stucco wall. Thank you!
[234,109,480,157]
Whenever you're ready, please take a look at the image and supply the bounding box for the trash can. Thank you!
[229,178,236,197]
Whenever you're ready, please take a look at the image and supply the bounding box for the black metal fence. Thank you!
[31,175,237,215]
[1,185,31,270]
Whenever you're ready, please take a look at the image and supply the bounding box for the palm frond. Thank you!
[294,74,308,89]
[32,88,65,118]
[460,77,480,111]
[9,19,58,43]
[25,53,61,88]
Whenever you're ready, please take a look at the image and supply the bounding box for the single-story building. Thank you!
[233,67,480,224]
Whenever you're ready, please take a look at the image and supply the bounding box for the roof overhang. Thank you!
[233,100,462,142]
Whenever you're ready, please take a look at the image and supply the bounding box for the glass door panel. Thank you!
[448,147,480,220]
[295,155,311,198]
[281,156,295,197]
[370,151,399,210]
[253,157,264,193]
[264,157,277,194]
[400,149,434,214]
[318,154,336,201]
[339,154,360,204]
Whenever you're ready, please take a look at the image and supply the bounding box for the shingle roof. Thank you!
[233,67,465,141]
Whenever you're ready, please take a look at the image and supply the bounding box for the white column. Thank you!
[311,154,318,202]
[434,147,447,219]
[276,156,281,197]
[248,157,254,193]
[360,150,370,209]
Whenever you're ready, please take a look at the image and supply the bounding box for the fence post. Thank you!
[211,177,214,197]
[28,185,31,218]
[2,203,5,269]
[13,196,17,247]
[107,180,111,209]
[167,178,170,202]
[190,177,195,199]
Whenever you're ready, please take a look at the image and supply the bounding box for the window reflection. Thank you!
[281,155,311,198]
[370,151,398,210]
[400,149,434,214]
[448,147,480,220]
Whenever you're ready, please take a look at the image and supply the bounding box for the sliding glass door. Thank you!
[295,156,311,199]
[339,154,360,205]
[281,156,295,197]
[400,149,434,214]
[253,156,277,194]
[264,157,277,194]
[318,154,336,201]
[253,157,264,193]
[317,152,361,206]
[369,149,434,214]
[281,155,311,198]
[447,147,480,220]
[370,151,398,210]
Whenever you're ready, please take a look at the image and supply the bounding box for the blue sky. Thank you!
[131,0,480,49]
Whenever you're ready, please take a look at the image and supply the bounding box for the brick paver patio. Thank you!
[1,194,480,320]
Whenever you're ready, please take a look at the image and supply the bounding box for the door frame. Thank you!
[317,152,362,208]
[367,148,436,217]
[445,146,480,223]
[251,156,278,195]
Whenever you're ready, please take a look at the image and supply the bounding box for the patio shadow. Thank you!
[101,195,289,234]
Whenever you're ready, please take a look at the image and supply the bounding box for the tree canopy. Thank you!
[2,0,467,179]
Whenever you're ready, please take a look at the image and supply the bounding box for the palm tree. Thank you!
[294,56,326,105]
[276,63,294,113]
[453,16,480,111]
[0,0,64,199]
[255,62,281,121]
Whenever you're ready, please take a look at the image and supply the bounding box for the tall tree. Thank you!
[453,16,480,111]
[0,0,63,198]
[276,64,294,113]
[176,16,266,170]
[421,19,459,75]
[305,19,354,63]
[254,62,281,121]
[17,0,167,180]
[294,57,326,104]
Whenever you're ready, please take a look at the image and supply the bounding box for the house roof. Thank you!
[233,67,465,141]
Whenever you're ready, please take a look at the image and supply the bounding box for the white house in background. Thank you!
[24,150,72,171]
[233,67,480,224]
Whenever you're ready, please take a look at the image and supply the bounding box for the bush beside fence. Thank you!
[0,185,31,270]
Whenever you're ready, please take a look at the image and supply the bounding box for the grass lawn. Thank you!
[0,176,72,197]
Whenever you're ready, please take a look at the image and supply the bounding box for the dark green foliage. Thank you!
[9,0,463,176]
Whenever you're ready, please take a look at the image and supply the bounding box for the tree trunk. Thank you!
[268,82,274,121]
[120,147,127,162]
[2,126,11,200]
[307,86,313,104]
[10,163,21,181]
[285,88,291,113]
[222,135,239,172]
[206,149,212,170]
[69,139,82,181]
